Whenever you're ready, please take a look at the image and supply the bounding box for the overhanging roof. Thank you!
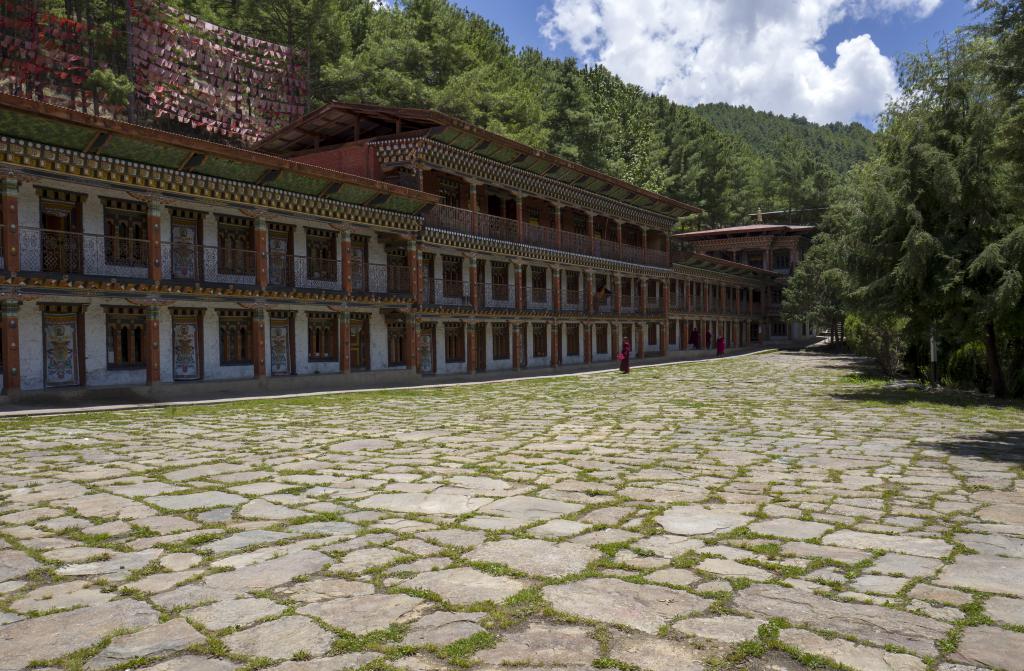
[258,102,701,220]
[0,94,438,215]
[676,252,778,280]
[675,224,816,241]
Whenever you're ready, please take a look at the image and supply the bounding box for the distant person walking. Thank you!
[716,335,726,357]
[618,336,631,373]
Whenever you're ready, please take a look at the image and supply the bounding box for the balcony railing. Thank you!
[160,240,256,285]
[527,286,552,311]
[484,282,515,309]
[21,229,151,279]
[423,278,471,307]
[422,204,669,267]
[562,289,582,312]
[353,262,410,296]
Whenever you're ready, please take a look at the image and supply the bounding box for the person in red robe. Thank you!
[716,335,726,357]
[619,336,631,373]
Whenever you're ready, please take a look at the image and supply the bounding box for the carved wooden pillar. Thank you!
[639,278,647,316]
[583,323,592,364]
[2,300,20,392]
[467,321,477,374]
[147,202,162,283]
[552,267,561,313]
[636,322,645,359]
[252,308,267,377]
[554,204,562,250]
[515,193,524,243]
[550,322,559,368]
[613,274,622,315]
[407,240,419,306]
[515,263,525,311]
[341,230,353,294]
[660,320,668,357]
[254,218,269,290]
[468,257,479,310]
[405,316,417,371]
[340,312,351,373]
[585,271,594,316]
[468,181,479,235]
[146,305,160,384]
[641,228,648,264]
[512,322,521,370]
[586,212,596,256]
[2,177,18,274]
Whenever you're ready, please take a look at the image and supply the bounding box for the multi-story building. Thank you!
[674,213,816,342]
[0,96,775,400]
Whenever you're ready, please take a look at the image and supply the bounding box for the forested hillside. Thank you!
[34,0,872,226]
[695,103,874,175]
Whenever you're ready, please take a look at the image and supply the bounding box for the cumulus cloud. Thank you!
[539,0,940,123]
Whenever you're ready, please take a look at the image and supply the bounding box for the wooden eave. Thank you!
[675,252,778,281]
[258,102,701,219]
[0,94,438,215]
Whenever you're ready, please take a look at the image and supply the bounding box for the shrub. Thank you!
[845,313,909,378]
[943,342,990,392]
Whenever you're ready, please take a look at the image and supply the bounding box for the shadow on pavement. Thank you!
[916,430,1024,464]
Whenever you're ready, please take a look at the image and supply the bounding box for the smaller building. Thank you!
[674,215,816,342]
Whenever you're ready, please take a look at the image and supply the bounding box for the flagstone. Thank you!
[86,618,205,670]
[401,567,526,605]
[185,597,287,631]
[655,505,752,536]
[607,632,704,671]
[465,538,601,577]
[952,626,1024,671]
[297,594,425,634]
[673,615,764,643]
[476,623,598,665]
[0,599,158,670]
[779,628,926,671]
[146,492,247,511]
[821,530,951,558]
[935,554,1024,597]
[224,616,333,660]
[402,611,485,647]
[543,577,710,634]
[0,551,39,582]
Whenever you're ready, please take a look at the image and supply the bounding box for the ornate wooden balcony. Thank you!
[424,204,669,267]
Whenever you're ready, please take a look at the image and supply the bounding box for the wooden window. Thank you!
[648,323,658,346]
[526,206,540,225]
[350,235,369,291]
[218,310,252,365]
[566,272,580,293]
[572,212,587,236]
[532,323,547,358]
[104,306,146,369]
[438,176,462,207]
[308,312,338,361]
[530,266,546,289]
[387,318,406,367]
[38,189,84,274]
[305,228,337,281]
[350,314,369,370]
[444,322,465,362]
[669,320,677,345]
[492,323,510,360]
[596,324,609,354]
[566,323,580,356]
[442,255,463,298]
[217,215,254,275]
[490,262,509,300]
[101,198,148,267]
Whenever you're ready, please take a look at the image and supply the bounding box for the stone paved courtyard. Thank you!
[1,351,1023,671]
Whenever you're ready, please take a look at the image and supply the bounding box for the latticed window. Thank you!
[444,322,465,362]
[387,318,406,367]
[438,177,462,207]
[105,307,145,369]
[350,314,369,370]
[530,266,546,289]
[217,215,254,275]
[218,310,251,365]
[526,206,540,225]
[490,262,509,300]
[305,229,337,281]
[566,324,580,356]
[492,323,510,360]
[532,323,547,358]
[648,323,658,346]
[595,324,609,354]
[308,313,337,361]
[102,198,148,267]
[442,255,462,298]
[38,189,84,275]
[573,212,587,236]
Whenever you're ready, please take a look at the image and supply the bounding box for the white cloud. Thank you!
[539,0,940,123]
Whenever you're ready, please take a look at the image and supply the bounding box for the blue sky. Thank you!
[452,1,977,126]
